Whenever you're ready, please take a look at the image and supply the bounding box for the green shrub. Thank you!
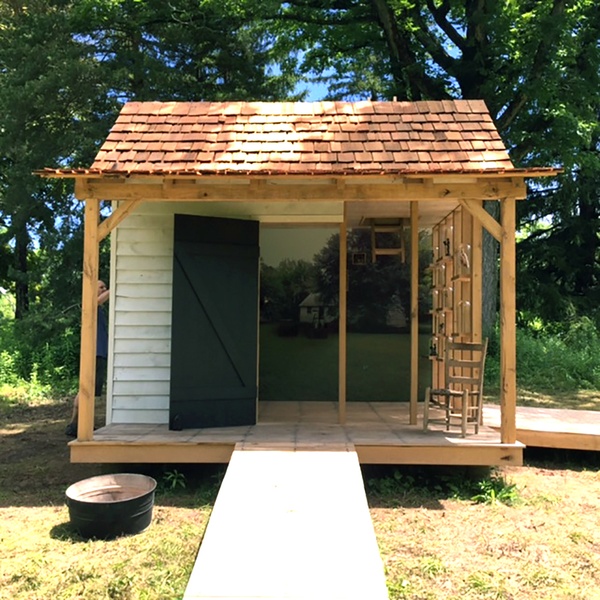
[485,318,600,391]
[0,306,79,393]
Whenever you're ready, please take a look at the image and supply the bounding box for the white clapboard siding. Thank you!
[109,204,174,425]
[114,339,171,354]
[111,396,169,410]
[113,380,171,396]
[117,283,173,299]
[116,212,173,230]
[116,325,171,340]
[113,366,171,381]
[113,352,170,368]
[112,409,167,424]
[116,255,172,271]
[115,296,172,312]
[114,310,172,327]
[115,269,172,285]
[118,241,173,257]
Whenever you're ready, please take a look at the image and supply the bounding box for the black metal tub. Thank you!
[66,473,157,539]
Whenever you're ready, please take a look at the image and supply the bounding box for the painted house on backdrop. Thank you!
[38,100,558,466]
[299,293,336,329]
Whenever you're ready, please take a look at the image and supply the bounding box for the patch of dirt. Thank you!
[0,398,104,506]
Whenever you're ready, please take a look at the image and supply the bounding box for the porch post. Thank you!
[500,197,517,443]
[409,202,419,424]
[78,198,100,441]
[338,208,348,425]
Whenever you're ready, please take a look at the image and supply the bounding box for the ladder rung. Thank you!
[374,248,404,256]
[372,225,403,233]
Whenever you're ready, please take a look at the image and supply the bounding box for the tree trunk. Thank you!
[14,225,29,320]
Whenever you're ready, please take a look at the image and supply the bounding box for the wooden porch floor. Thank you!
[70,401,524,466]
[483,404,600,451]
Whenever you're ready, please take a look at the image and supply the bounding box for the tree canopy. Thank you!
[0,0,598,383]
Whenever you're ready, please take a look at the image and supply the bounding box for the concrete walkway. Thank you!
[183,444,389,600]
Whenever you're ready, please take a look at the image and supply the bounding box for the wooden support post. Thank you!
[78,199,100,441]
[338,211,348,425]
[409,202,419,425]
[471,205,483,342]
[500,198,517,444]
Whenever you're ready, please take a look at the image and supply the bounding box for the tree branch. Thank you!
[426,0,466,51]
[369,0,449,99]
[497,0,567,131]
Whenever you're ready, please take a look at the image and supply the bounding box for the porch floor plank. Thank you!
[183,446,389,600]
[70,402,529,465]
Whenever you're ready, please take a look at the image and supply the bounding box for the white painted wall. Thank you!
[108,203,175,424]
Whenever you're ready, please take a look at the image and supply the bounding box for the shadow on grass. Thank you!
[49,522,87,543]
[523,447,600,471]
[362,464,496,510]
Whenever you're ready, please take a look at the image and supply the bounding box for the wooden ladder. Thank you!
[370,221,406,263]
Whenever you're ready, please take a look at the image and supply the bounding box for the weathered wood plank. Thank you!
[339,215,347,425]
[78,200,100,442]
[410,201,419,424]
[500,198,517,443]
[84,178,526,203]
[183,449,389,600]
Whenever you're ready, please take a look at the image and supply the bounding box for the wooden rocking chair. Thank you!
[423,339,488,437]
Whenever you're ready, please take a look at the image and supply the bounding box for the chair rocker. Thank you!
[423,339,488,437]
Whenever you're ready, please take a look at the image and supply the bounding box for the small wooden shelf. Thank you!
[452,275,471,282]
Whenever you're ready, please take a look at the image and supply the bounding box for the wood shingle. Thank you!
[88,100,516,176]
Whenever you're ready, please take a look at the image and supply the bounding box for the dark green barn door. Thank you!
[169,214,259,429]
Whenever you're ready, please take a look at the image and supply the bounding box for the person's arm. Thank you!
[98,288,110,305]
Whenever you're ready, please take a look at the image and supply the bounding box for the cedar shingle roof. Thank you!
[91,100,516,176]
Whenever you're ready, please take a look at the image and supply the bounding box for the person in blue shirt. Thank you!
[65,280,110,437]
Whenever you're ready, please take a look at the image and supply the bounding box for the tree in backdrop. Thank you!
[313,229,407,332]
[260,258,317,322]
[258,0,600,331]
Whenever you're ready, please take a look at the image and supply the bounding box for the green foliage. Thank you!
[485,319,600,392]
[161,469,187,492]
[260,258,317,322]
[0,300,80,392]
[366,467,519,507]
[471,476,520,507]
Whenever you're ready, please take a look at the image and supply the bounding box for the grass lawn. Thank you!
[2,389,600,599]
[259,324,432,402]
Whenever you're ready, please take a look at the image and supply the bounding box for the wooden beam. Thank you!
[458,199,503,242]
[500,198,517,444]
[78,199,100,442]
[82,179,526,204]
[98,199,142,241]
[409,202,419,425]
[69,440,524,466]
[471,211,483,342]
[338,208,348,425]
[355,444,523,466]
[70,442,235,464]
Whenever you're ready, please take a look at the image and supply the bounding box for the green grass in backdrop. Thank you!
[259,324,431,402]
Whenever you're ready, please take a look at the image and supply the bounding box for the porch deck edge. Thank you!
[69,439,523,466]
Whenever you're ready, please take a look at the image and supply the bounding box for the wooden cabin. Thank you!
[40,100,557,465]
